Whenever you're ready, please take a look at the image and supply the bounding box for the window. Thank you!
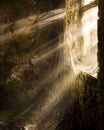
[83,0,95,5]
[66,0,98,77]
[81,0,98,76]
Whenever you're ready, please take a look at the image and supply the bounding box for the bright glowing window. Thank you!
[81,1,98,76]
[83,0,95,5]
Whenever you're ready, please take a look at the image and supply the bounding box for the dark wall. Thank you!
[97,0,104,129]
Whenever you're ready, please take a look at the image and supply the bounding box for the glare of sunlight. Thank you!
[84,0,95,5]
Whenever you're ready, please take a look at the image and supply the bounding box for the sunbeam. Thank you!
[0,1,100,130]
[0,8,65,44]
